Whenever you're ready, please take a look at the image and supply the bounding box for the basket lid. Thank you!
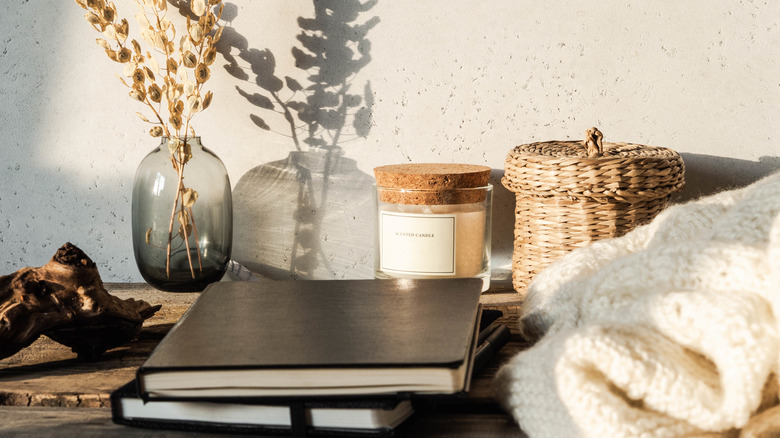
[502,128,685,201]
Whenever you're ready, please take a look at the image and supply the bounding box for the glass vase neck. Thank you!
[162,136,202,143]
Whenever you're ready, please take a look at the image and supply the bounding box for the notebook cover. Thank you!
[139,278,482,375]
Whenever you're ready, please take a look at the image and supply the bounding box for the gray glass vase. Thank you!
[131,136,232,291]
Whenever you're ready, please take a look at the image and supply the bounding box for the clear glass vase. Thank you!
[131,137,233,292]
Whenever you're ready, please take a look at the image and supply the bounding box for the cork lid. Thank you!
[374,163,491,205]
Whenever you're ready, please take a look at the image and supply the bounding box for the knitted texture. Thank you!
[495,171,780,437]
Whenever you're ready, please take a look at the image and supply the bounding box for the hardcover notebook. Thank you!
[137,278,483,399]
[112,381,413,437]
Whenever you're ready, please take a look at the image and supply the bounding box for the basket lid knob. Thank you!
[584,127,604,157]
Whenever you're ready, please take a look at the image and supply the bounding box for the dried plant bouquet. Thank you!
[75,0,224,279]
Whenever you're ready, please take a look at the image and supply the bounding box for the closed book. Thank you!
[111,381,413,437]
[137,278,483,399]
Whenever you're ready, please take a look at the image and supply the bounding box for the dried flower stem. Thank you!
[175,172,196,278]
[164,137,204,277]
[165,158,183,276]
[76,0,223,279]
[187,204,204,270]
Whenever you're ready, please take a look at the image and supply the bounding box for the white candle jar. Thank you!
[373,164,492,291]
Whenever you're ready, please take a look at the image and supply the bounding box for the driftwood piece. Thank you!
[0,243,160,360]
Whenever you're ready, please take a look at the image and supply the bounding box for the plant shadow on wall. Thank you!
[219,0,380,279]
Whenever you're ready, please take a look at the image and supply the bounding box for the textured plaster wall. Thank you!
[1,0,779,282]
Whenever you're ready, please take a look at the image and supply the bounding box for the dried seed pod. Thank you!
[143,66,155,81]
[183,80,195,98]
[149,126,163,137]
[169,113,182,130]
[202,90,213,110]
[160,16,172,31]
[116,18,129,40]
[188,22,203,44]
[178,222,193,240]
[165,82,178,103]
[167,57,178,74]
[132,68,145,84]
[195,63,210,83]
[213,26,223,43]
[117,47,132,62]
[187,94,201,114]
[182,51,197,68]
[122,60,135,76]
[148,53,159,73]
[85,11,102,29]
[200,12,215,33]
[191,0,206,16]
[129,88,146,102]
[153,30,168,51]
[102,5,115,21]
[203,47,216,65]
[180,34,192,52]
[182,188,198,207]
[167,98,178,114]
[148,83,162,102]
[103,23,117,40]
[167,137,181,155]
[95,38,110,50]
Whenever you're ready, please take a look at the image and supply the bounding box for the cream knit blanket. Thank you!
[495,171,780,437]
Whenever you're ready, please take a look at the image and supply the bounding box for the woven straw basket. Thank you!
[502,128,685,296]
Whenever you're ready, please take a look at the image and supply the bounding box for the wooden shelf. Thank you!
[0,281,528,437]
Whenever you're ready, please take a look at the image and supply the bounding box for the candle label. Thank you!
[379,211,456,275]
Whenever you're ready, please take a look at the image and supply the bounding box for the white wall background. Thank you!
[1,0,779,282]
